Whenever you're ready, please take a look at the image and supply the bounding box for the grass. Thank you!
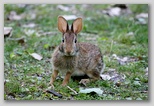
[4,4,148,100]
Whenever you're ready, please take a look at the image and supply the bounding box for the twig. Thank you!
[108,40,114,62]
[109,40,113,56]
[7,36,25,41]
[46,90,63,98]
[67,86,78,95]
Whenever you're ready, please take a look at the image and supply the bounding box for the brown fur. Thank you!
[50,16,104,87]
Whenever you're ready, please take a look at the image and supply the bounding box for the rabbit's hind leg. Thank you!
[79,69,100,86]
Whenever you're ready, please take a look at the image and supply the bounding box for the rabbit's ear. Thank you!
[71,18,82,34]
[58,16,69,33]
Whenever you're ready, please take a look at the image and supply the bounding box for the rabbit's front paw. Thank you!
[79,79,90,86]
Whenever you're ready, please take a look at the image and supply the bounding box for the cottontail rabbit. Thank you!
[50,16,105,86]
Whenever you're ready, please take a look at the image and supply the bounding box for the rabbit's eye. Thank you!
[74,39,77,43]
[62,39,64,43]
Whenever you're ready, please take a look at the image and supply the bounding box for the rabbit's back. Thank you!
[77,43,104,73]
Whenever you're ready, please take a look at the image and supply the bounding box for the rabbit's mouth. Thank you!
[64,52,76,56]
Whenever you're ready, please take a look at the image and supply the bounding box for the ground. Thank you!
[4,4,148,100]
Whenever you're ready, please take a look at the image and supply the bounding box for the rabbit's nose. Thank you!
[66,51,71,55]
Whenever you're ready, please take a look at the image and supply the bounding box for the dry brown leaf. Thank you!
[4,27,13,37]
[18,38,25,45]
[30,53,43,60]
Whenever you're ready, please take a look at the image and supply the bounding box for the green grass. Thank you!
[4,4,148,100]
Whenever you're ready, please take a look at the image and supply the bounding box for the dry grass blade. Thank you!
[67,86,78,95]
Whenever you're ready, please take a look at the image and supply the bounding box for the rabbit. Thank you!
[50,16,105,87]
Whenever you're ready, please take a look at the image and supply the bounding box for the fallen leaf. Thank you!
[135,13,148,24]
[22,23,36,28]
[37,76,42,81]
[136,97,142,100]
[133,81,141,86]
[112,54,138,65]
[7,93,16,100]
[29,13,36,19]
[7,11,24,21]
[18,38,25,45]
[136,18,147,24]
[24,95,32,99]
[103,7,121,16]
[43,44,50,49]
[100,68,126,83]
[21,87,30,92]
[62,15,77,20]
[110,74,125,83]
[136,13,148,19]
[135,77,140,81]
[4,27,13,37]
[100,74,111,80]
[124,79,131,85]
[57,5,70,11]
[145,67,148,76]
[118,57,128,65]
[126,97,132,100]
[79,87,103,96]
[102,4,131,17]
[127,32,134,36]
[30,53,43,60]
[24,29,39,36]
[10,52,16,58]
[4,79,10,85]
[6,37,25,45]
